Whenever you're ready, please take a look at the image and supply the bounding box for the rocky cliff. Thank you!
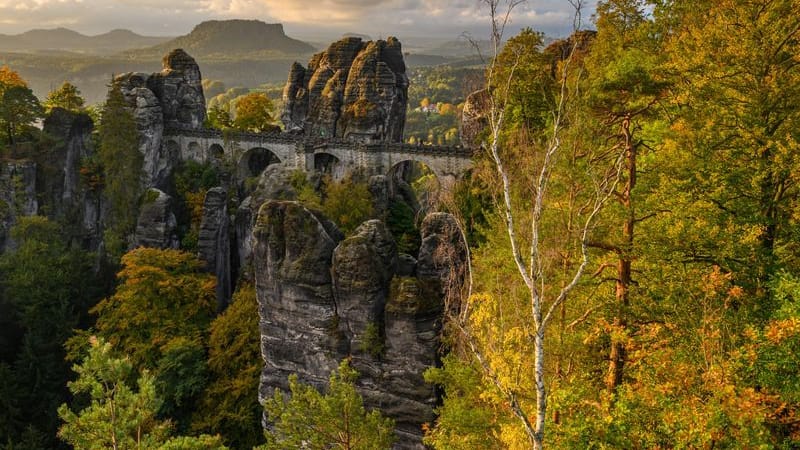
[114,49,205,187]
[282,37,408,143]
[253,200,466,448]
[93,46,464,446]
[0,161,37,252]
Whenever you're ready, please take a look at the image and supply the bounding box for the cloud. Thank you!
[0,0,596,38]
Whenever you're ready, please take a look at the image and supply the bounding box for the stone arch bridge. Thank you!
[162,128,474,183]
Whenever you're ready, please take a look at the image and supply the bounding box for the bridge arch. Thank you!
[186,141,202,162]
[314,152,344,179]
[164,139,180,158]
[239,147,281,178]
[387,160,442,213]
[209,143,224,160]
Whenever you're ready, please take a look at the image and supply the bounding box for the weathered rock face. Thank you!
[197,187,231,310]
[254,201,344,395]
[460,88,490,147]
[40,108,105,250]
[41,108,94,213]
[0,161,38,252]
[281,37,408,143]
[134,188,179,250]
[150,49,207,130]
[114,49,205,186]
[254,201,465,448]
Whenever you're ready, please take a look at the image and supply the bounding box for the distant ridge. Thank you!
[0,27,170,55]
[132,20,316,58]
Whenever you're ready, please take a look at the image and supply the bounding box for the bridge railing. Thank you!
[162,127,476,157]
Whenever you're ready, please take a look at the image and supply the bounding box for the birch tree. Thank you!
[455,1,624,448]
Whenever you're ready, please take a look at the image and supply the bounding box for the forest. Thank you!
[1,0,800,449]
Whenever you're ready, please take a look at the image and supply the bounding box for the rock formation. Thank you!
[197,187,232,310]
[134,188,179,250]
[114,49,205,186]
[0,161,37,252]
[460,88,490,147]
[281,37,408,143]
[40,108,105,250]
[254,200,467,448]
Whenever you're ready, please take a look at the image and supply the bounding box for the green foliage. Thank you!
[173,160,220,252]
[423,354,504,450]
[58,337,172,449]
[386,199,419,254]
[57,337,228,450]
[289,171,375,234]
[404,109,460,145]
[92,247,216,367]
[206,105,233,130]
[359,322,385,358]
[154,338,209,429]
[44,81,85,113]
[0,216,96,448]
[321,177,375,235]
[91,248,216,429]
[192,284,264,449]
[232,92,277,133]
[261,359,396,449]
[405,64,482,145]
[98,83,142,258]
[0,84,43,147]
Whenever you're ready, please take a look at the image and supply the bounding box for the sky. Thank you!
[0,0,597,41]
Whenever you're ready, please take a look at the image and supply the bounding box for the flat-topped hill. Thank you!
[131,20,316,58]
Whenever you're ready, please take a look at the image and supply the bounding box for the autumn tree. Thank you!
[261,359,396,450]
[206,104,232,130]
[0,67,41,148]
[582,0,669,395]
[321,177,375,235]
[661,0,800,294]
[0,66,26,89]
[191,284,264,448]
[232,92,277,133]
[91,248,217,429]
[427,1,625,448]
[44,81,85,113]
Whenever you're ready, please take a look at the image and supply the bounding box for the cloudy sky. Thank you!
[0,0,597,41]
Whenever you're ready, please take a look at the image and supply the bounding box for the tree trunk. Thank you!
[607,116,635,395]
[534,329,546,450]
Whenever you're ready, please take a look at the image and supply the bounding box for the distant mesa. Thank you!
[132,19,316,58]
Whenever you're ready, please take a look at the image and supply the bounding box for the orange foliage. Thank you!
[0,66,27,89]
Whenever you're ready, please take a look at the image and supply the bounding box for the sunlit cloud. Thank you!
[0,0,597,38]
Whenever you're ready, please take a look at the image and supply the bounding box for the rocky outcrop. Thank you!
[254,201,344,395]
[197,187,231,309]
[332,220,397,358]
[254,201,465,448]
[281,37,408,143]
[134,188,178,249]
[0,161,38,252]
[114,49,205,186]
[460,88,490,147]
[149,49,206,130]
[40,108,105,250]
[41,108,94,214]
